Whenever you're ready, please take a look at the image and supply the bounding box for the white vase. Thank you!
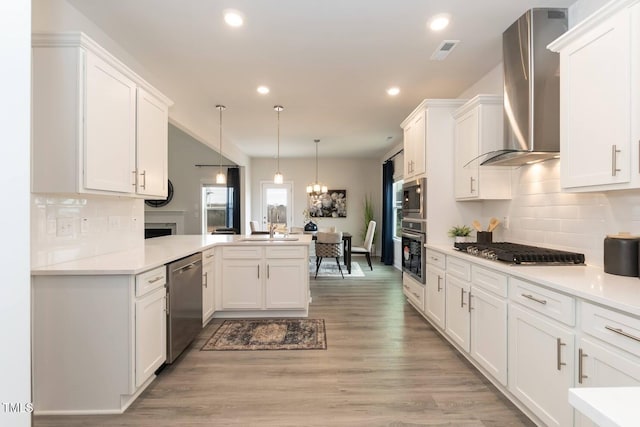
[454,236,467,243]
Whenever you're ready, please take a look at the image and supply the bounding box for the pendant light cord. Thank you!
[315,139,319,183]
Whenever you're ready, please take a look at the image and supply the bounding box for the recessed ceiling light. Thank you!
[429,13,450,31]
[224,9,244,27]
[387,87,400,96]
[257,86,270,95]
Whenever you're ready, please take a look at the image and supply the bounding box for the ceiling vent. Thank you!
[430,40,460,60]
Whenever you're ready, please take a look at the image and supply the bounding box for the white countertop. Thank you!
[569,387,640,427]
[31,234,313,276]
[426,244,640,317]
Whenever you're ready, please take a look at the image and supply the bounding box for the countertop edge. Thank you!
[31,235,313,276]
[425,244,640,318]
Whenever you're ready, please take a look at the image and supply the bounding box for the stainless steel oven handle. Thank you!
[402,230,425,240]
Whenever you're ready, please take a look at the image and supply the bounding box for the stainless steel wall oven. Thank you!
[401,219,426,283]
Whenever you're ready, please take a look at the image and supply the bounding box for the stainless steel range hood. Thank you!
[481,8,567,166]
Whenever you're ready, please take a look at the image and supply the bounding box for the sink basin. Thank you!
[239,236,299,242]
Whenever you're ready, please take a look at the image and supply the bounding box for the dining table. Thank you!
[309,231,352,274]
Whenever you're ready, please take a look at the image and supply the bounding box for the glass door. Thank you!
[202,184,228,234]
[260,182,293,234]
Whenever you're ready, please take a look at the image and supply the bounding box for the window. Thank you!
[393,180,403,238]
[202,185,228,234]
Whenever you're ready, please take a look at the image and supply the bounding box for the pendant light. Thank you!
[215,105,227,184]
[273,105,284,184]
[306,139,328,195]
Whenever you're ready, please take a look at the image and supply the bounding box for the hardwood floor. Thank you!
[34,262,533,426]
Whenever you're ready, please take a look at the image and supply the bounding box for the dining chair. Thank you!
[352,220,376,270]
[315,231,344,279]
[249,220,260,233]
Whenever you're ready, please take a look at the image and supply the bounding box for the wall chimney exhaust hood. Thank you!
[480,8,567,166]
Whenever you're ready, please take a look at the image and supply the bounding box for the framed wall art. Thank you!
[308,189,347,218]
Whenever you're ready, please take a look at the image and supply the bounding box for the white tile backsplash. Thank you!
[31,194,144,267]
[488,159,640,267]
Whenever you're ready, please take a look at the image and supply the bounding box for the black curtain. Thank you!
[226,167,241,233]
[380,160,394,265]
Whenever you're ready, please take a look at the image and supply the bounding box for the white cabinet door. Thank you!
[425,265,446,329]
[221,260,263,309]
[454,108,479,199]
[559,7,634,190]
[84,51,137,193]
[202,250,215,323]
[445,274,470,351]
[508,304,575,427]
[135,287,166,388]
[265,259,307,309]
[575,337,640,427]
[454,96,511,201]
[403,112,426,179]
[136,88,168,197]
[470,286,507,386]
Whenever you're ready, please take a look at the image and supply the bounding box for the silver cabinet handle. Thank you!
[521,293,547,305]
[267,264,270,279]
[148,276,163,284]
[203,272,208,288]
[612,144,621,176]
[470,176,475,193]
[140,170,147,189]
[257,264,260,279]
[556,338,566,371]
[468,293,473,313]
[131,170,137,187]
[430,256,439,262]
[205,253,214,259]
[437,275,442,292]
[460,288,466,308]
[578,348,588,384]
[412,291,420,299]
[605,325,640,342]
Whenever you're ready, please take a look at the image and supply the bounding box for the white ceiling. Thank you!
[66,0,575,159]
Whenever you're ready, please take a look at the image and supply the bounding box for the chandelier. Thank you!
[306,139,327,195]
[273,105,284,184]
[215,104,226,184]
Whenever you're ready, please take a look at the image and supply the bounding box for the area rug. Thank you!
[201,319,327,351]
[309,260,365,277]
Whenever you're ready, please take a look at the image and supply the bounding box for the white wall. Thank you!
[31,195,144,268]
[1,1,31,425]
[250,157,381,248]
[146,124,238,235]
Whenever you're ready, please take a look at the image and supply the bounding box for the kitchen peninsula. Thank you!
[31,234,312,415]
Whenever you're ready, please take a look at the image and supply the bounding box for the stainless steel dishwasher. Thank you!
[166,252,202,363]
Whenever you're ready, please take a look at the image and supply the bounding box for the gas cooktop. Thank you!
[454,242,585,265]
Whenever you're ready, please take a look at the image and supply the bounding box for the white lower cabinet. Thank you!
[508,303,575,427]
[220,245,308,311]
[425,264,446,329]
[402,274,425,312]
[470,286,507,386]
[135,287,166,388]
[445,274,470,351]
[202,248,215,323]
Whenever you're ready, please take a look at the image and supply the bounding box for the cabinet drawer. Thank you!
[202,247,215,263]
[447,256,471,281]
[223,246,262,259]
[266,246,306,259]
[135,265,166,297]
[426,249,446,269]
[510,277,575,326]
[582,302,640,357]
[472,265,507,298]
[403,276,424,311]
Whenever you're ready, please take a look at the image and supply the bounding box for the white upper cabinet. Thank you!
[453,95,512,200]
[32,32,172,197]
[402,111,426,179]
[548,0,640,191]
